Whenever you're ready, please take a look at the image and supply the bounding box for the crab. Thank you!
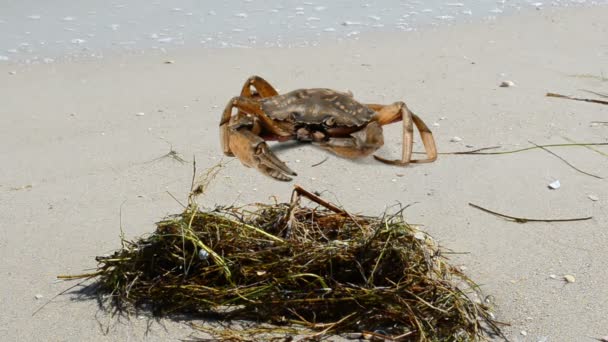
[220,76,437,181]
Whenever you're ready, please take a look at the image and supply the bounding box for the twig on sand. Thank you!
[562,137,608,158]
[468,203,592,223]
[311,156,329,167]
[528,141,602,179]
[567,73,608,82]
[580,89,608,98]
[546,92,608,105]
[148,145,188,164]
[438,143,608,156]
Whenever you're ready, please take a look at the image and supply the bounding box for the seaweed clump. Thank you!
[64,186,502,341]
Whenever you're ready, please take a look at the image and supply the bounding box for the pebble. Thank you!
[136,112,145,116]
[198,249,209,261]
[549,274,557,279]
[548,180,560,190]
[35,294,44,300]
[588,194,599,201]
[520,331,527,336]
[450,136,462,142]
[500,80,516,87]
[564,274,576,283]
[164,60,175,64]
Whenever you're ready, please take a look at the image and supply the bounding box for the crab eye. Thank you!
[324,117,336,126]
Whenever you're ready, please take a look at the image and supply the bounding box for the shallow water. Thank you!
[1,0,606,63]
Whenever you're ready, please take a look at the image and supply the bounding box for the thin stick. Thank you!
[293,184,346,215]
[468,203,592,223]
[528,141,602,179]
[562,137,608,158]
[580,89,608,98]
[437,143,608,155]
[311,156,329,167]
[546,92,608,105]
[166,191,187,209]
[33,277,94,316]
[448,146,501,154]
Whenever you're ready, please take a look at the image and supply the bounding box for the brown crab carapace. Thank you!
[220,76,437,181]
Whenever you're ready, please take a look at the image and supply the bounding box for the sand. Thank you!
[1,5,607,341]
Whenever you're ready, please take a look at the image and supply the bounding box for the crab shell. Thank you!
[260,88,377,130]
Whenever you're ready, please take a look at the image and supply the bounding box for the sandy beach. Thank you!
[1,5,607,341]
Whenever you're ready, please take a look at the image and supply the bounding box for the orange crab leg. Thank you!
[368,102,437,165]
[240,75,280,98]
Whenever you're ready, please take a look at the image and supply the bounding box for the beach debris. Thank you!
[594,336,608,342]
[564,274,576,283]
[529,141,603,179]
[311,156,328,167]
[521,331,528,336]
[148,143,187,164]
[591,121,608,126]
[500,80,515,87]
[136,112,145,116]
[10,184,33,191]
[59,183,502,341]
[588,194,599,201]
[581,89,608,98]
[549,274,557,279]
[468,203,592,223]
[450,136,463,142]
[164,60,175,64]
[220,76,437,181]
[548,180,561,190]
[546,92,608,106]
[197,249,209,261]
[35,294,44,300]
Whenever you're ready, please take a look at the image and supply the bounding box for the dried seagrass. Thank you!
[62,187,503,341]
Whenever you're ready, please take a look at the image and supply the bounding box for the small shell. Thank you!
[450,136,462,142]
[500,80,516,87]
[564,274,576,283]
[548,180,560,190]
[198,249,209,261]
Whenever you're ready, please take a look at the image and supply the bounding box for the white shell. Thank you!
[548,180,560,190]
[198,249,209,261]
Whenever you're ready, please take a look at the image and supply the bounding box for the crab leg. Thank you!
[368,102,437,165]
[240,75,279,98]
[220,96,296,181]
[314,121,384,159]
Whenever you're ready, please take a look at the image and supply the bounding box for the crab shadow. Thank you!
[269,141,387,166]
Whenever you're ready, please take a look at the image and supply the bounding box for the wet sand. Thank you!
[1,5,607,341]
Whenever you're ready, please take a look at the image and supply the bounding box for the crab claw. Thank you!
[229,129,297,181]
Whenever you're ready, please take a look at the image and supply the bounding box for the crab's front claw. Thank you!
[229,129,297,181]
